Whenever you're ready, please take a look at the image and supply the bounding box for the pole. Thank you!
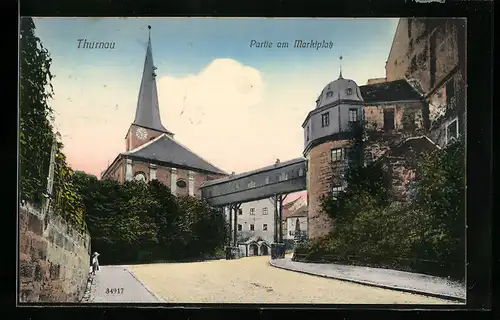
[233,204,240,247]
[227,205,233,246]
[273,194,278,243]
[278,194,289,243]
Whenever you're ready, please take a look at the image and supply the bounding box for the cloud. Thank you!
[156,58,322,174]
[158,58,264,123]
[50,57,386,177]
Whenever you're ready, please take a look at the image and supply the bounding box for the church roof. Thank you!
[133,28,173,135]
[122,133,228,175]
[359,79,423,104]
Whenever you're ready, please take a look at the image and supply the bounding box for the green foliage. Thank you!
[19,17,55,206]
[303,137,465,280]
[321,161,391,223]
[19,17,87,234]
[52,144,88,233]
[72,173,227,264]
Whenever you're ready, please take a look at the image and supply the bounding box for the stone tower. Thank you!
[302,69,365,239]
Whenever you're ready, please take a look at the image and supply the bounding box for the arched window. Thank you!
[134,172,147,182]
[176,179,187,188]
[346,88,353,95]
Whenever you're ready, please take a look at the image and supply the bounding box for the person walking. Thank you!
[91,252,100,275]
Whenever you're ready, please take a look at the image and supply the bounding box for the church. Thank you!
[101,27,228,197]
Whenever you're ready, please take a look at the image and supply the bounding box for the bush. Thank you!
[298,138,465,281]
[72,172,227,265]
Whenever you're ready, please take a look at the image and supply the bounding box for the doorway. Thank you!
[249,244,258,256]
[261,245,269,255]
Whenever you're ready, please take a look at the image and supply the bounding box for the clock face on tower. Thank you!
[135,127,148,140]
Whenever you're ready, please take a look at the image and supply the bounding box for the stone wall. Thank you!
[19,203,91,303]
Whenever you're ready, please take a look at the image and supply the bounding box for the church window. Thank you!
[262,207,268,215]
[248,180,256,188]
[306,126,310,141]
[238,208,243,215]
[331,148,344,162]
[176,179,187,188]
[348,108,358,123]
[250,224,255,231]
[134,172,147,182]
[326,91,333,98]
[265,176,271,184]
[237,224,242,231]
[298,168,304,176]
[263,224,268,231]
[250,208,255,215]
[321,112,330,127]
[346,88,353,95]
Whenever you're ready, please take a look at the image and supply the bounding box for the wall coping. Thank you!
[20,203,91,246]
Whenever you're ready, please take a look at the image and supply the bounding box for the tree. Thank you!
[19,17,56,206]
[411,138,465,273]
[73,172,228,263]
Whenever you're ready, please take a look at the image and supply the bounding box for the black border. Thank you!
[11,0,494,318]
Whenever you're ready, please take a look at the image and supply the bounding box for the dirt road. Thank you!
[129,256,454,304]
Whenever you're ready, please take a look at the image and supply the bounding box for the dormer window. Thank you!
[346,88,353,95]
[326,91,333,98]
[321,112,330,127]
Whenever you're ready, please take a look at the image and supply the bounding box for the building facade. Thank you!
[385,18,466,148]
[303,71,430,239]
[284,209,307,240]
[282,197,307,240]
[226,199,275,244]
[304,18,466,239]
[101,29,228,195]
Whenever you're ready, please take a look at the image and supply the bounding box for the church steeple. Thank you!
[133,25,173,136]
[338,51,344,79]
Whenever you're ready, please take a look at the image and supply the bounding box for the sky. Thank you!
[30,17,398,202]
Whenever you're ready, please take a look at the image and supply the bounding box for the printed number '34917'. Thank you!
[106,288,124,294]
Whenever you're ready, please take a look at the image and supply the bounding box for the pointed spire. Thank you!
[338,51,344,79]
[133,25,173,135]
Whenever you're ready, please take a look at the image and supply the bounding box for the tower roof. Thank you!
[133,26,173,135]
